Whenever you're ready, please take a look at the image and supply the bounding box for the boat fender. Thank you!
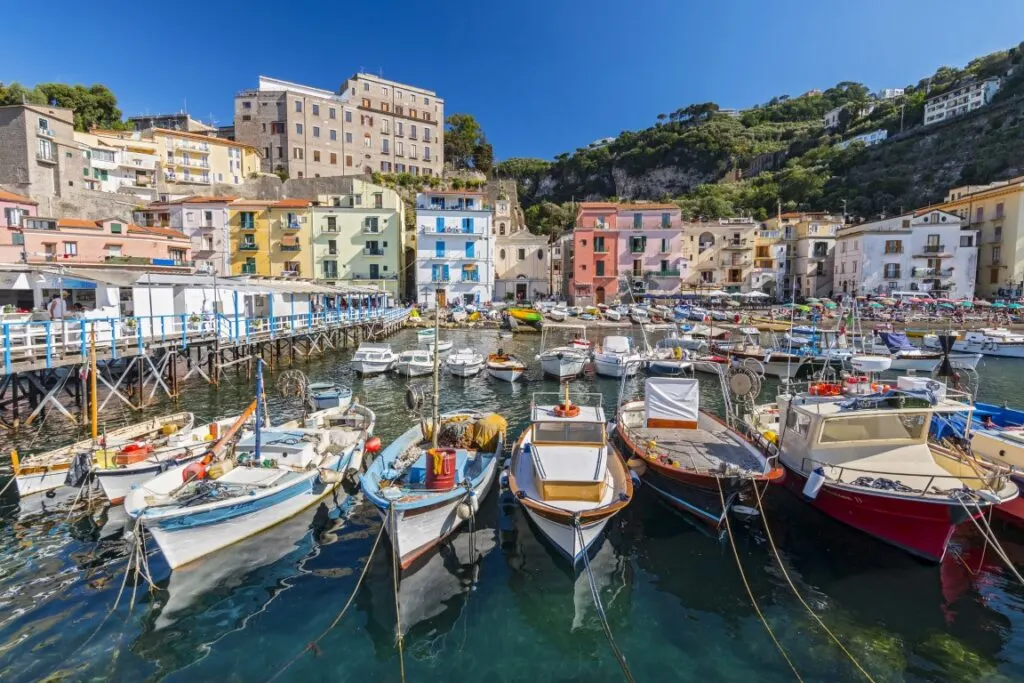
[469,490,480,513]
[627,457,648,477]
[499,470,510,489]
[456,501,473,521]
[802,467,826,500]
[318,468,344,485]
[365,437,382,455]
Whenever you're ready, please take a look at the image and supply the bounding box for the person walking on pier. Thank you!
[48,293,67,320]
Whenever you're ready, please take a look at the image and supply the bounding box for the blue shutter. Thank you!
[436,240,445,257]
[462,217,473,233]
[443,264,450,281]
[466,241,474,258]
[436,216,444,232]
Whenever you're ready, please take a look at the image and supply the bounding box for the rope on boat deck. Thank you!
[572,514,635,683]
[954,493,1024,585]
[749,482,875,682]
[715,479,803,682]
[389,501,407,683]
[267,512,388,683]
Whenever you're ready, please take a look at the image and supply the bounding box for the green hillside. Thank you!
[498,42,1024,225]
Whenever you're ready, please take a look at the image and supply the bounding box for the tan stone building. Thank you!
[234,75,444,180]
[762,211,845,298]
[681,218,758,292]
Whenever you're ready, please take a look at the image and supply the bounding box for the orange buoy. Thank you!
[365,436,382,454]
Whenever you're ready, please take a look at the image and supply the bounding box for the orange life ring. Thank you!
[553,403,581,418]
[871,383,890,393]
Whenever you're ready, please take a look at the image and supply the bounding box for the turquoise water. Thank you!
[1,329,1023,682]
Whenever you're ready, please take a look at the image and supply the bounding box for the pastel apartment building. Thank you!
[681,218,758,293]
[415,191,493,308]
[0,189,38,231]
[228,199,313,278]
[833,209,976,299]
[0,216,191,271]
[234,74,444,179]
[144,128,260,186]
[761,211,845,297]
[74,130,160,196]
[311,179,406,297]
[136,196,237,275]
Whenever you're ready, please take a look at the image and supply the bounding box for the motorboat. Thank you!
[416,328,437,343]
[361,410,505,569]
[450,309,468,323]
[508,307,543,324]
[446,348,485,377]
[506,389,633,563]
[486,352,527,383]
[603,308,622,322]
[537,324,590,379]
[394,349,435,377]
[569,330,592,352]
[126,367,376,569]
[746,377,1017,562]
[874,332,943,372]
[646,337,696,376]
[629,307,650,325]
[548,308,568,322]
[567,306,583,317]
[95,413,249,506]
[307,382,353,412]
[593,336,643,378]
[616,377,779,525]
[924,328,1024,358]
[13,412,195,499]
[712,328,815,379]
[423,337,453,353]
[351,343,397,376]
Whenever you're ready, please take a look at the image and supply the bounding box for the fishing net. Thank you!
[472,414,508,452]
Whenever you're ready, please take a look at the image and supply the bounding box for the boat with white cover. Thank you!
[351,343,398,375]
[506,388,633,563]
[446,348,485,377]
[593,335,642,378]
[395,349,435,377]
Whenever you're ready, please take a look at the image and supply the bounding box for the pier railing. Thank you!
[0,307,410,373]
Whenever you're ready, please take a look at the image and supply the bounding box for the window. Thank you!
[993,245,1001,263]
[883,263,900,279]
[106,244,122,257]
[345,155,353,167]
[296,123,303,134]
[313,151,320,162]
[461,218,474,233]
[271,121,284,134]
[363,82,369,92]
[277,146,284,159]
[362,98,371,108]
[991,268,1000,284]
[976,207,984,223]
[345,110,352,123]
[660,238,669,253]
[410,125,417,140]
[329,129,337,141]
[852,262,856,273]
[64,241,78,256]
[884,240,902,254]
[423,128,431,142]
[327,239,337,255]
[110,222,123,234]
[382,139,390,154]
[293,147,303,160]
[329,107,336,119]
[633,213,642,229]
[312,126,320,138]
[382,119,389,134]
[465,241,476,258]
[595,260,605,276]
[424,146,431,161]
[436,241,446,257]
[410,144,417,159]
[323,260,338,278]
[960,234,973,247]
[396,122,404,136]
[517,248,526,261]
[364,134,371,148]
[330,152,337,165]
[538,249,544,260]
[37,138,54,161]
[295,101,302,113]
[396,141,404,157]
[820,414,926,443]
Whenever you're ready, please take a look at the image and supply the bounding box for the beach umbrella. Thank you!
[824,302,837,308]
[806,297,820,303]
[869,302,884,308]
[855,295,867,300]
[939,303,954,309]
[1010,303,1022,310]
[937,298,955,304]
[991,301,1006,308]
[974,300,991,307]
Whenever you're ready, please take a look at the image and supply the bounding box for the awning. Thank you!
[463,263,478,271]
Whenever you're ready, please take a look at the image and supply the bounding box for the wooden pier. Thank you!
[0,307,410,431]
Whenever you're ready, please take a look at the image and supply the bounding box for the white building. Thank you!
[74,131,160,196]
[823,106,845,130]
[415,191,494,308]
[833,209,977,298]
[135,197,235,276]
[877,88,905,100]
[837,128,889,150]
[924,78,1001,126]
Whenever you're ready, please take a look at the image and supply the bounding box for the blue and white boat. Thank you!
[361,410,505,570]
[125,366,375,570]
[308,382,353,412]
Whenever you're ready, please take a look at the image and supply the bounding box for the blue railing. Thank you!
[0,307,410,374]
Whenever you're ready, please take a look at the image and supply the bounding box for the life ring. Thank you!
[553,402,581,418]
[871,383,890,393]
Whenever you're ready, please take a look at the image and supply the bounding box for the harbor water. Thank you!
[1,327,1024,682]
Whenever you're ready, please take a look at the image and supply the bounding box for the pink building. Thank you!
[571,202,684,303]
[1,216,193,271]
[0,190,39,262]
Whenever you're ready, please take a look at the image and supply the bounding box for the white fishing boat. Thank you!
[646,336,696,376]
[13,412,195,499]
[394,349,434,377]
[125,368,376,570]
[486,351,527,383]
[416,328,437,343]
[537,324,590,379]
[446,348,485,377]
[351,343,397,376]
[547,308,568,322]
[924,328,1024,358]
[307,382,353,412]
[423,338,454,354]
[604,308,622,322]
[95,413,250,505]
[506,388,633,563]
[451,309,468,323]
[629,307,650,325]
[593,336,643,378]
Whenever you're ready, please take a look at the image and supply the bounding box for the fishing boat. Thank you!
[416,328,437,343]
[569,329,592,351]
[536,324,590,379]
[486,351,527,383]
[125,367,377,569]
[351,343,398,376]
[13,412,195,499]
[629,307,650,325]
[593,335,643,378]
[604,308,622,322]
[423,338,454,354]
[712,328,816,379]
[567,306,583,317]
[508,307,543,324]
[307,382,353,412]
[548,308,568,322]
[450,308,468,323]
[924,328,1024,358]
[746,377,1017,562]
[616,377,780,525]
[646,337,696,376]
[446,348,485,377]
[394,349,435,377]
[94,413,249,505]
[874,332,943,372]
[506,388,633,563]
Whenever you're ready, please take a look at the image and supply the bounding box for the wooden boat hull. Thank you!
[508,308,542,323]
[487,365,524,382]
[781,465,978,562]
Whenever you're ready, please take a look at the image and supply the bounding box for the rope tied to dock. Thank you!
[572,514,635,683]
[266,513,388,683]
[715,479,803,681]
[953,491,1024,585]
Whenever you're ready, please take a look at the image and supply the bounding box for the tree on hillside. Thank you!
[0,81,126,131]
[445,113,492,172]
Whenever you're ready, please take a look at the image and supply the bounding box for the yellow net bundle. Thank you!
[472,414,508,452]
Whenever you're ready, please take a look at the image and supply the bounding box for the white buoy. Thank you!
[468,490,479,513]
[802,466,826,500]
[456,502,473,520]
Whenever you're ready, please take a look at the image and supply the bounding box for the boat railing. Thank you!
[531,390,604,408]
[798,454,1011,498]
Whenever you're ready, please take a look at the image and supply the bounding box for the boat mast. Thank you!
[431,301,441,449]
[255,358,265,459]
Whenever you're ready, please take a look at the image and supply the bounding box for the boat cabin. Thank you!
[527,395,608,503]
[235,429,326,471]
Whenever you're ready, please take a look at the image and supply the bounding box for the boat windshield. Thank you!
[533,421,604,445]
[818,413,928,444]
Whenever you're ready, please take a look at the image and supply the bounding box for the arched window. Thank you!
[537,249,544,260]
[499,249,506,259]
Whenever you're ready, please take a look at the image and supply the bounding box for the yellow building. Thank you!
[267,199,313,278]
[932,177,1024,297]
[229,200,272,275]
[146,128,261,186]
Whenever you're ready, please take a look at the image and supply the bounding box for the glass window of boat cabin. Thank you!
[818,412,928,444]
[533,419,604,445]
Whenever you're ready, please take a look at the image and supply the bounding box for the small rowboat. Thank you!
[508,307,543,324]
[487,352,527,382]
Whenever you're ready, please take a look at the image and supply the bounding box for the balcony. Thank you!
[363,224,382,234]
[362,247,385,257]
[104,255,150,265]
[421,203,492,213]
[239,243,259,251]
[648,269,681,277]
[431,276,451,283]
[461,275,481,283]
[988,234,1003,243]
[240,223,256,231]
[422,225,483,235]
[174,140,210,152]
[37,127,55,139]
[241,264,257,274]
[722,240,748,249]
[282,221,301,231]
[919,244,945,254]
[280,244,301,252]
[913,267,954,278]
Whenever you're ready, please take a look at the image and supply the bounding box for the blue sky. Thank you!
[2,0,1022,160]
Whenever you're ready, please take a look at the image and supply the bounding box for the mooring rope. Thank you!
[954,494,1024,585]
[572,515,635,683]
[750,482,875,682]
[267,515,388,683]
[389,502,407,683]
[716,480,803,681]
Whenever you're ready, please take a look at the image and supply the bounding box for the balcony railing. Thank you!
[421,203,492,213]
[37,127,55,139]
[362,248,385,256]
[920,244,945,254]
[461,275,480,282]
[240,243,259,251]
[988,234,1003,243]
[241,265,257,274]
[240,223,256,231]
[913,267,954,278]
[283,221,301,230]
[280,244,301,252]
[648,269,681,277]
[363,225,382,233]
[722,240,748,249]
[422,225,482,235]
[431,276,451,283]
